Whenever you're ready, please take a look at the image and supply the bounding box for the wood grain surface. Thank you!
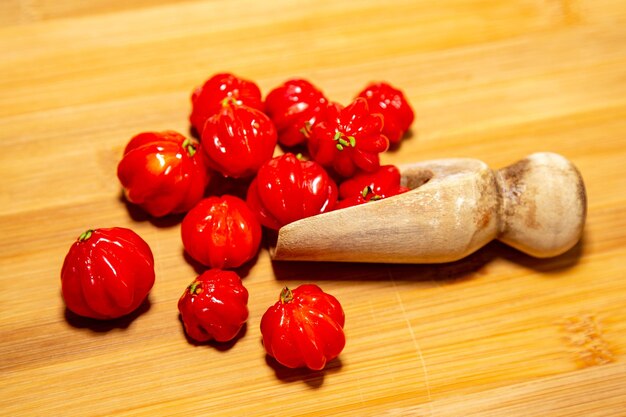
[1,0,625,416]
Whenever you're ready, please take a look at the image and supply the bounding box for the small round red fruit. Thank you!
[201,101,277,178]
[265,79,328,147]
[356,82,414,145]
[178,269,249,343]
[61,227,155,320]
[117,131,210,217]
[261,284,345,370]
[336,164,410,209]
[190,72,263,134]
[246,153,338,230]
[308,98,389,177]
[181,195,262,269]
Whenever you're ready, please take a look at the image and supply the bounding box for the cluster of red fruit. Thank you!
[60,73,414,371]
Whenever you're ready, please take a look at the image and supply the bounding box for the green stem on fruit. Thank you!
[188,281,202,295]
[221,96,239,108]
[182,138,197,157]
[299,121,313,139]
[280,287,293,303]
[78,229,94,242]
[362,186,382,202]
[333,131,356,152]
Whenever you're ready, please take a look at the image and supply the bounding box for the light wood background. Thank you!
[1,0,625,416]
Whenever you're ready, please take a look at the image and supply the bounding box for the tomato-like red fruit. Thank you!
[190,73,264,133]
[356,82,414,145]
[178,269,249,343]
[336,165,410,209]
[265,79,328,147]
[261,285,345,370]
[201,102,277,178]
[117,131,210,217]
[61,227,155,320]
[181,195,262,269]
[246,153,338,230]
[308,98,389,177]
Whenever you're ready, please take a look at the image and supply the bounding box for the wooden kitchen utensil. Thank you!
[270,152,586,263]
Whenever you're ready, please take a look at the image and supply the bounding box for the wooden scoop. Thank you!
[270,152,586,263]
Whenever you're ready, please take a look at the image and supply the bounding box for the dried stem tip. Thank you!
[280,287,294,303]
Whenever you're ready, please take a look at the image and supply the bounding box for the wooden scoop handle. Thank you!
[495,152,586,258]
[270,152,586,263]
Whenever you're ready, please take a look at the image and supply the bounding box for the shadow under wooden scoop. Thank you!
[270,152,586,264]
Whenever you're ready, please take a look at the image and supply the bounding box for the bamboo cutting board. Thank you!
[1,0,626,415]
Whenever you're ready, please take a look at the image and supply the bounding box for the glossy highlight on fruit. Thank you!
[261,284,345,370]
[201,101,277,178]
[246,153,338,230]
[308,98,389,177]
[190,72,264,133]
[61,227,155,320]
[178,269,249,343]
[181,195,262,269]
[117,131,210,217]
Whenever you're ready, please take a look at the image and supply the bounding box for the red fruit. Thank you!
[308,98,389,177]
[61,227,155,320]
[117,131,210,217]
[181,195,262,269]
[356,82,414,144]
[246,153,338,230]
[265,79,328,147]
[190,73,263,133]
[201,101,277,178]
[178,269,249,343]
[261,285,345,370]
[336,165,410,209]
